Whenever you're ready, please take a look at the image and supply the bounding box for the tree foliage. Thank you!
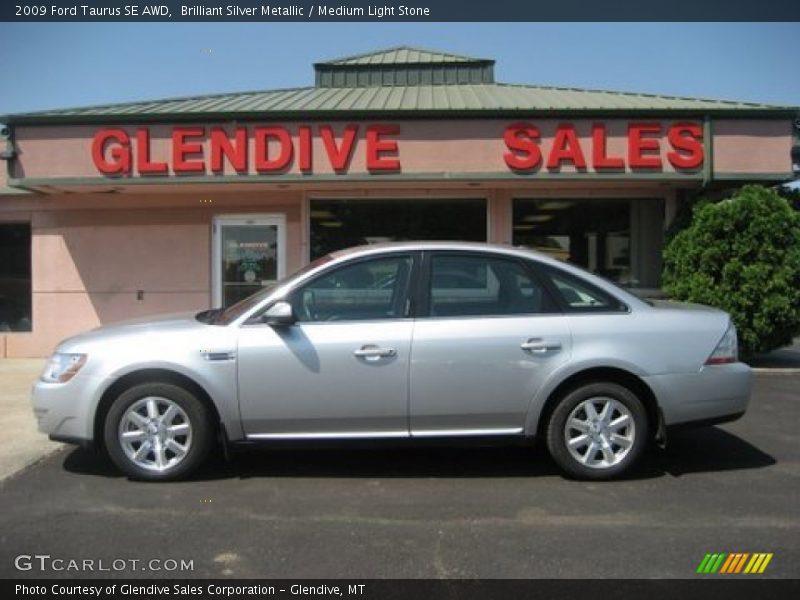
[662,185,800,357]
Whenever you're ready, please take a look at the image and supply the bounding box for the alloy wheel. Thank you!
[118,396,193,472]
[563,396,635,469]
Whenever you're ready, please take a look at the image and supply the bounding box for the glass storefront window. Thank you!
[513,198,663,289]
[0,223,32,332]
[310,199,487,259]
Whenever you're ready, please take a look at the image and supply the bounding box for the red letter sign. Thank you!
[298,126,313,173]
[366,125,400,171]
[136,128,168,174]
[547,124,587,170]
[254,127,293,172]
[503,123,542,171]
[667,122,704,169]
[210,127,248,173]
[628,123,662,169]
[320,125,359,172]
[591,123,625,170]
[172,127,206,173]
[92,129,131,175]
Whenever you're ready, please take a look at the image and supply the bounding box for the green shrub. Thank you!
[662,185,800,357]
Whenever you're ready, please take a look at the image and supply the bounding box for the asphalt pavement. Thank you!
[0,374,797,579]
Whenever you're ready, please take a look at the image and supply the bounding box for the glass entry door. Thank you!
[212,215,286,308]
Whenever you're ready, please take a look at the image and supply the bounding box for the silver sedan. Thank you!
[32,242,752,481]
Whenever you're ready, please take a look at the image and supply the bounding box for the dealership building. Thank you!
[1,46,797,357]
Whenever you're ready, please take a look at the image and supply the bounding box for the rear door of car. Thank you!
[408,251,572,436]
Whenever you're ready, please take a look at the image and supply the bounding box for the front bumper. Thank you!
[643,362,752,427]
[31,376,97,446]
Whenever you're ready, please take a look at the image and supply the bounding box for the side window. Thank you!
[290,256,412,322]
[428,254,556,317]
[543,267,627,312]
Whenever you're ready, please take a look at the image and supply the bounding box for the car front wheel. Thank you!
[546,382,648,480]
[104,382,214,481]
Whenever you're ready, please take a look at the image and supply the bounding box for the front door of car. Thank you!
[237,254,415,438]
[409,252,572,435]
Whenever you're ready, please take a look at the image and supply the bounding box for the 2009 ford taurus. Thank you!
[32,242,752,481]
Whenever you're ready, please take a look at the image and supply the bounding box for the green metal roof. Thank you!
[6,83,794,124]
[3,45,796,124]
[316,46,492,66]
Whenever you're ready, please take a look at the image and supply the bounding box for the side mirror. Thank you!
[263,301,296,327]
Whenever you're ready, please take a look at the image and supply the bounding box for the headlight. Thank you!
[40,353,87,383]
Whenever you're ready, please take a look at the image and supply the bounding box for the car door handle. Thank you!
[520,338,562,353]
[353,345,397,360]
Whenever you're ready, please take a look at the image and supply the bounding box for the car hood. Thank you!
[57,311,211,352]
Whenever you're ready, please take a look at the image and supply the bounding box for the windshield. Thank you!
[210,255,334,325]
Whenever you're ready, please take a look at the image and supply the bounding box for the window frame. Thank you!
[416,250,562,320]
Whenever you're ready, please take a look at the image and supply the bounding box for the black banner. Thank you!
[2,0,800,22]
[5,580,800,600]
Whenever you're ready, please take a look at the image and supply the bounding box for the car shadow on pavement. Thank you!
[61,425,775,482]
[645,426,776,477]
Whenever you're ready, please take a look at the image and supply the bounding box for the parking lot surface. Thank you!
[0,374,797,579]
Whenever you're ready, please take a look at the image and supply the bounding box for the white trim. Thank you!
[247,431,409,440]
[246,427,524,440]
[301,191,311,265]
[485,191,492,243]
[410,427,524,437]
[211,213,287,308]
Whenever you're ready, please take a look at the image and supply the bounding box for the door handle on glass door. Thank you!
[520,339,562,353]
[353,345,397,360]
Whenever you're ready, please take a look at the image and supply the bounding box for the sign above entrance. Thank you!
[88,120,705,178]
[11,118,795,185]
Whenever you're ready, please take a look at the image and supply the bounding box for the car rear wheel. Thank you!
[104,382,214,481]
[546,382,648,480]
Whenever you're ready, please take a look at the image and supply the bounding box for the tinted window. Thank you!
[310,199,487,259]
[512,197,665,289]
[290,256,412,322]
[0,223,32,332]
[543,267,627,312]
[428,255,556,317]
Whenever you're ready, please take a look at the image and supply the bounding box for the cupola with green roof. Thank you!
[313,46,495,87]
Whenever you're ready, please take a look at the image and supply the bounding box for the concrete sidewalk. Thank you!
[0,359,61,481]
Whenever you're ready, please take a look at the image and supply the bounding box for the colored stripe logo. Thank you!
[697,553,773,574]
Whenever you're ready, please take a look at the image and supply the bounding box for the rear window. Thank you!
[542,267,628,313]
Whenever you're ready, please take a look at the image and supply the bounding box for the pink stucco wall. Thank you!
[712,119,793,174]
[1,192,302,357]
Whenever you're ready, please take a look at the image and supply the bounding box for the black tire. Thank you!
[546,381,649,480]
[104,382,214,481]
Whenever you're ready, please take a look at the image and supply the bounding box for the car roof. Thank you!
[330,241,554,263]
